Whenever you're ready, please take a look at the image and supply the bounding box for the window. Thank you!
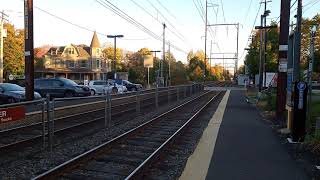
[68,60,75,68]
[96,49,100,55]
[55,59,65,68]
[93,81,104,85]
[79,60,88,68]
[51,80,63,87]
[96,59,101,69]
[66,48,74,55]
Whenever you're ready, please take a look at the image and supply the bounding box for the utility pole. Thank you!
[235,23,239,77]
[258,14,264,91]
[0,11,8,83]
[307,25,317,128]
[294,0,302,81]
[107,34,124,79]
[168,42,171,86]
[24,0,35,100]
[276,0,290,119]
[204,0,208,80]
[151,50,161,79]
[257,0,272,91]
[162,23,166,80]
[209,40,212,77]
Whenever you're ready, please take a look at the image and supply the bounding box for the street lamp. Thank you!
[107,34,124,79]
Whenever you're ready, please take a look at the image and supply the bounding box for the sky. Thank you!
[1,0,320,70]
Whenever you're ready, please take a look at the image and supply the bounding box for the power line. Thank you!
[303,0,320,14]
[220,0,226,22]
[32,4,150,42]
[96,0,188,54]
[145,0,187,43]
[155,0,177,21]
[239,3,262,60]
[243,0,253,25]
[129,0,188,45]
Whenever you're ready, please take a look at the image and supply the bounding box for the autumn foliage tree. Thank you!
[3,23,24,78]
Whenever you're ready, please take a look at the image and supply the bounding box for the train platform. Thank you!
[180,90,308,180]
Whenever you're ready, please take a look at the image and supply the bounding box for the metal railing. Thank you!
[0,83,204,155]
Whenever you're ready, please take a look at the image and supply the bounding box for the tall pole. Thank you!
[259,15,264,91]
[307,25,317,128]
[204,0,208,80]
[107,35,124,79]
[0,11,8,83]
[276,0,290,119]
[294,0,302,81]
[24,0,35,100]
[263,12,267,88]
[209,40,212,77]
[162,23,166,79]
[236,23,239,77]
[168,42,171,86]
[113,37,117,79]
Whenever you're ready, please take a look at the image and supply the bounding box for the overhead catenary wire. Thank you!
[95,0,188,54]
[239,3,262,61]
[145,0,188,44]
[129,0,188,45]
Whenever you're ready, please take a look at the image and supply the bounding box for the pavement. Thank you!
[180,90,309,180]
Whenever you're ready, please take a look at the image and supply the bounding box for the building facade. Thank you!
[35,32,111,83]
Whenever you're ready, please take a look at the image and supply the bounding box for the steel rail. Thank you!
[31,90,215,180]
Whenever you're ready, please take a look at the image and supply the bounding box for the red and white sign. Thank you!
[0,106,26,123]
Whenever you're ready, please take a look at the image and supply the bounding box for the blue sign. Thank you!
[298,82,306,90]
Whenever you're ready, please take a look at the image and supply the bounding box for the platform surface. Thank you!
[180,90,308,180]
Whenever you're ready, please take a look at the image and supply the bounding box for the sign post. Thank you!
[292,81,308,142]
[144,55,153,89]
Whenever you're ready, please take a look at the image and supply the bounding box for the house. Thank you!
[35,32,111,83]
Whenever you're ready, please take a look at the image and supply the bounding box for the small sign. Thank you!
[8,74,14,81]
[25,51,31,56]
[279,60,287,72]
[144,55,153,68]
[0,106,26,123]
[298,82,306,109]
[279,44,288,51]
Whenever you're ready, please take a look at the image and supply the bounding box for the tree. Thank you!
[102,46,124,71]
[127,48,151,84]
[34,45,51,69]
[244,21,279,78]
[3,23,24,78]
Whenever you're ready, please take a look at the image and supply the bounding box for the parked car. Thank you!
[122,80,143,91]
[34,78,91,98]
[89,80,127,95]
[107,79,127,94]
[0,83,41,104]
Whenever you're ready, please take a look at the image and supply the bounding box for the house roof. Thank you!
[90,31,101,48]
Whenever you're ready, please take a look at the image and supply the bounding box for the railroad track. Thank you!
[0,87,194,153]
[32,90,221,180]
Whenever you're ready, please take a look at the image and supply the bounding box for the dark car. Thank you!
[34,78,91,98]
[0,83,42,104]
[122,80,143,91]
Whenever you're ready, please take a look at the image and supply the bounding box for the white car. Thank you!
[89,80,127,95]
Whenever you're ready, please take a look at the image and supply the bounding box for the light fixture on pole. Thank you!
[107,34,124,79]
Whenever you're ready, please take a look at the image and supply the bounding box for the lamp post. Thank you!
[107,35,124,79]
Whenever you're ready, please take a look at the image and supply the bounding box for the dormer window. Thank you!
[50,50,56,55]
[66,48,74,55]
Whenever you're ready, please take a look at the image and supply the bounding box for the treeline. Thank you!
[3,22,230,85]
[244,14,320,81]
